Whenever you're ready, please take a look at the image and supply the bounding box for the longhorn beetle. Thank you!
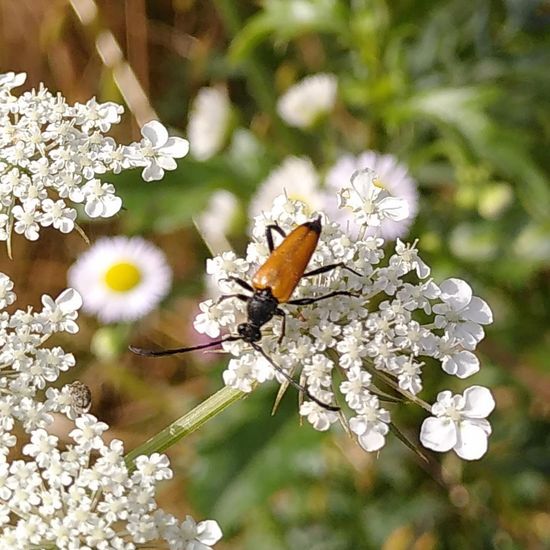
[130,215,361,411]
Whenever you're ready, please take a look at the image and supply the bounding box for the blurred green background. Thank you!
[1,1,549,548]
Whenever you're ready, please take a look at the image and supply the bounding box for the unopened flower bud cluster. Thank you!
[0,274,222,548]
[0,72,188,243]
[194,169,495,460]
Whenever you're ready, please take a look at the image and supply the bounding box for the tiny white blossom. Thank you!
[277,73,337,128]
[420,386,495,460]
[137,120,189,182]
[188,87,232,160]
[433,278,493,349]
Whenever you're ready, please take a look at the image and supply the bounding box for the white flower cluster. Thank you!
[0,274,222,548]
[0,416,222,549]
[0,273,83,433]
[194,169,495,460]
[0,72,189,243]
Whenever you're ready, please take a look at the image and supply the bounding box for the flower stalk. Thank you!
[124,385,247,469]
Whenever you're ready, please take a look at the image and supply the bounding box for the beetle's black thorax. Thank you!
[247,288,279,328]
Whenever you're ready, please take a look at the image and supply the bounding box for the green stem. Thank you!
[124,385,247,469]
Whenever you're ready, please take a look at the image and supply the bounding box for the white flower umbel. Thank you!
[0,415,223,549]
[68,236,172,323]
[420,386,495,460]
[277,73,337,128]
[0,72,189,245]
[325,151,419,240]
[192,168,495,459]
[188,87,232,161]
[0,274,82,432]
[249,156,323,221]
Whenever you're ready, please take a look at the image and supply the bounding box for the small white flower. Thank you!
[249,156,323,220]
[433,278,493,349]
[188,87,232,160]
[12,200,42,240]
[68,236,172,323]
[299,401,339,431]
[277,73,337,128]
[338,168,410,231]
[138,120,189,182]
[326,151,419,240]
[349,396,391,452]
[196,190,239,253]
[420,386,495,460]
[81,178,122,218]
[38,288,82,334]
[40,198,77,233]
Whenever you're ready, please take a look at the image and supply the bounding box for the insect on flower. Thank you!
[130,216,361,411]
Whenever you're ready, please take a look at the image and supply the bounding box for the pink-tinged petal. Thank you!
[440,278,472,310]
[357,429,386,452]
[444,350,479,379]
[420,417,457,452]
[454,422,489,460]
[378,196,410,221]
[141,120,168,147]
[56,288,83,311]
[197,519,223,545]
[462,386,495,418]
[142,162,164,182]
[463,296,493,325]
[161,136,190,158]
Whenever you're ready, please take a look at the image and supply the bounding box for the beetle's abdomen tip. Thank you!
[304,215,322,234]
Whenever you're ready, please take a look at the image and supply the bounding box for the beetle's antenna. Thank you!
[129,335,241,357]
[250,342,340,412]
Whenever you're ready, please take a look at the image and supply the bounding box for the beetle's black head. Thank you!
[237,322,262,343]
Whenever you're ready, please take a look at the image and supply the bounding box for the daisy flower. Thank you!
[324,151,419,240]
[277,73,338,128]
[188,86,232,160]
[68,236,172,323]
[249,156,323,221]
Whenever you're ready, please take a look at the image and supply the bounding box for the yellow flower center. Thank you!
[373,177,386,190]
[104,262,142,292]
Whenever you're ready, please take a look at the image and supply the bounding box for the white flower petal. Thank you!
[141,120,168,147]
[377,196,410,221]
[443,350,480,378]
[55,288,83,312]
[420,417,457,452]
[196,519,223,545]
[161,137,189,158]
[462,386,495,418]
[454,421,489,460]
[463,296,493,325]
[356,429,385,452]
[142,162,164,182]
[440,278,472,310]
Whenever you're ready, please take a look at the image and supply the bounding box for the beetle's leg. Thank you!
[287,290,358,306]
[274,308,286,344]
[215,293,250,306]
[265,224,286,253]
[218,276,254,292]
[303,262,362,278]
[250,342,339,411]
